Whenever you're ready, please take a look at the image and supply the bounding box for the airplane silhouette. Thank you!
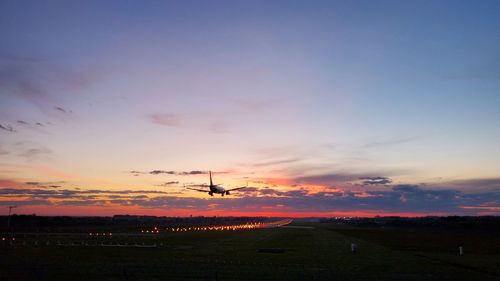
[186,171,247,196]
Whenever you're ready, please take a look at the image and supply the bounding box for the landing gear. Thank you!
[209,192,213,196]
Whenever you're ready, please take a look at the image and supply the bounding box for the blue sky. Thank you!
[0,0,499,216]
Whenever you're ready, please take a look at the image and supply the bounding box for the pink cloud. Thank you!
[148,113,182,127]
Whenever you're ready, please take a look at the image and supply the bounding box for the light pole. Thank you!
[7,205,17,228]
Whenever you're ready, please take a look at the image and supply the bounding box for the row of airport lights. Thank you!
[85,220,289,236]
[141,222,264,233]
[88,233,113,236]
[4,233,114,238]
[265,219,293,227]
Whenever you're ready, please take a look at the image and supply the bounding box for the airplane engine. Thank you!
[225,191,230,195]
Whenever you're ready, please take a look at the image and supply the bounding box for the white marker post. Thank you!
[351,243,357,253]
[459,246,464,256]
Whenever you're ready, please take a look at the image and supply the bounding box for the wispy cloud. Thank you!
[359,176,392,186]
[14,119,47,131]
[435,178,500,192]
[54,106,71,114]
[148,170,176,175]
[0,52,93,117]
[0,179,33,189]
[252,158,302,167]
[131,170,208,176]
[0,123,16,132]
[1,183,497,215]
[363,136,421,148]
[148,113,182,127]
[0,199,52,206]
[0,187,174,198]
[24,181,64,188]
[156,181,180,186]
[231,98,285,112]
[18,146,52,161]
[148,112,230,133]
[292,172,366,186]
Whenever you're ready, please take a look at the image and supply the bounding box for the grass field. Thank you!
[1,222,499,280]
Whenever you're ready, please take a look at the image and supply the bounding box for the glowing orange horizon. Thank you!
[8,205,447,218]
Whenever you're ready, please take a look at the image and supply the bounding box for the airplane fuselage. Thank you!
[186,171,241,196]
[209,185,227,196]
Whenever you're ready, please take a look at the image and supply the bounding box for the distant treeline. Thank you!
[320,216,500,231]
[0,215,278,232]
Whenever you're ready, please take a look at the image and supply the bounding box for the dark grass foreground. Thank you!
[1,221,499,281]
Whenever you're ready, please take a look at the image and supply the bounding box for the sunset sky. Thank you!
[1,0,499,217]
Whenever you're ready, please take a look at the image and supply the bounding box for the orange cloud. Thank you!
[0,179,32,189]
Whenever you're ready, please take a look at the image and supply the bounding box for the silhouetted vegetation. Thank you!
[1,216,499,280]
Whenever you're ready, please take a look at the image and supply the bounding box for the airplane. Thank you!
[186,171,247,196]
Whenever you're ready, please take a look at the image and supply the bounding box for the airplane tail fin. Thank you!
[209,171,213,187]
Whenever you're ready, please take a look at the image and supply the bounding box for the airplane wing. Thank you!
[226,186,247,192]
[186,187,209,192]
